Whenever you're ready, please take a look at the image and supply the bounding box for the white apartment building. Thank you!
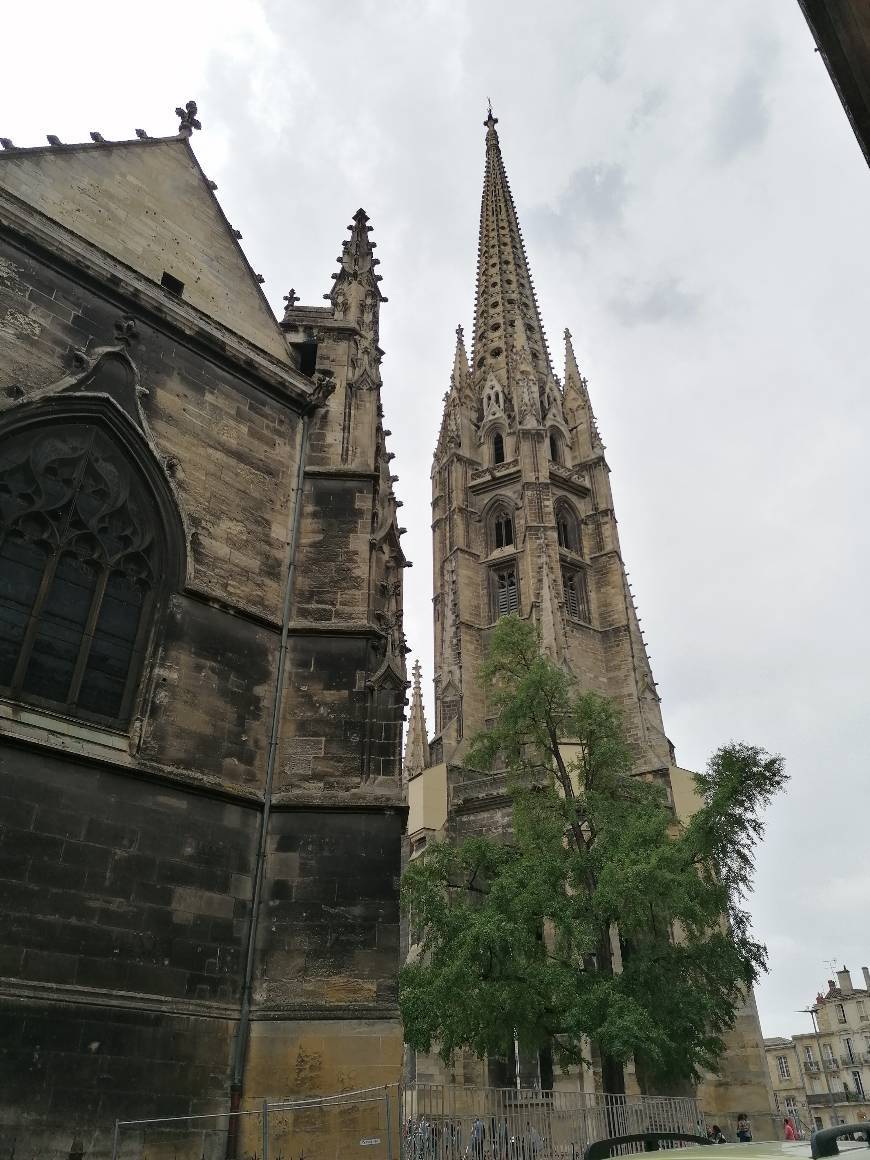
[765,965,870,1133]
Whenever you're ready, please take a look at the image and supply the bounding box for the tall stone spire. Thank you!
[403,660,430,782]
[472,107,552,390]
[563,327,603,454]
[435,325,471,459]
[451,323,471,396]
[325,207,387,390]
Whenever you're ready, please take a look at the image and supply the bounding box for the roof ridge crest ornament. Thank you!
[175,100,201,137]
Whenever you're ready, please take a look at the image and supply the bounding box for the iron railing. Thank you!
[401,1084,703,1160]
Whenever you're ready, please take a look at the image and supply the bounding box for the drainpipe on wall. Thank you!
[225,409,309,1159]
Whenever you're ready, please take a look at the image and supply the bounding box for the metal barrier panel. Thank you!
[401,1085,703,1160]
[111,1107,262,1160]
[266,1087,395,1160]
[110,1085,703,1160]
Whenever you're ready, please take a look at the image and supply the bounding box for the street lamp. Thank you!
[799,1007,836,1122]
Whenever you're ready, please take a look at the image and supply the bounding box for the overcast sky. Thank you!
[3,0,869,1043]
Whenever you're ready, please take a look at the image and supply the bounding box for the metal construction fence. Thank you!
[401,1085,705,1160]
[110,1085,396,1160]
[105,1083,783,1160]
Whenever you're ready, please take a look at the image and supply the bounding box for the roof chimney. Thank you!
[862,967,869,992]
[837,966,854,995]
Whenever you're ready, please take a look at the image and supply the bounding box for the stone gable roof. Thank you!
[0,132,290,363]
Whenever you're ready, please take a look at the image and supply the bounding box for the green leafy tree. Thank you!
[399,616,787,1091]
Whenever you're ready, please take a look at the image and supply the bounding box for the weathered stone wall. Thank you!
[0,176,406,1155]
[0,745,254,1153]
[254,810,402,1011]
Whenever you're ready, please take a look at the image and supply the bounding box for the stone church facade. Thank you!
[0,110,408,1154]
[404,111,775,1119]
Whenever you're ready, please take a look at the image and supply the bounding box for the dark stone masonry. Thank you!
[0,123,407,1156]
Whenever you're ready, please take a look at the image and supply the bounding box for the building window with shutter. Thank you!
[561,567,590,622]
[492,567,518,619]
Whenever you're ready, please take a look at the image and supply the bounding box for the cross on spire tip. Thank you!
[484,99,498,132]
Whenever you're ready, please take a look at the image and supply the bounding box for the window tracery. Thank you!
[488,503,514,552]
[555,501,582,555]
[0,423,162,724]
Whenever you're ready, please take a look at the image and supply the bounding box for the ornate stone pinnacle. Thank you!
[175,100,201,136]
[283,288,299,309]
[484,100,498,132]
[456,323,464,342]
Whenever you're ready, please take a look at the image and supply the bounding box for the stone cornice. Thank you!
[304,465,379,482]
[0,698,264,805]
[271,794,407,812]
[251,1002,401,1021]
[0,975,240,1020]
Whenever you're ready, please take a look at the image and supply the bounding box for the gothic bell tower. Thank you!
[408,110,774,1116]
[429,108,669,779]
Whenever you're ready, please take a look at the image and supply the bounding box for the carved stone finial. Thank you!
[46,135,62,147]
[484,100,498,132]
[456,323,464,342]
[0,138,15,150]
[175,100,201,136]
[564,327,572,341]
[90,132,106,144]
[135,129,149,140]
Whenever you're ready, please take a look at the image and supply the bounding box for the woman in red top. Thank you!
[783,1119,797,1141]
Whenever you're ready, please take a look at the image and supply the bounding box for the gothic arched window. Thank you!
[555,501,582,555]
[492,431,505,465]
[549,431,562,464]
[489,503,514,552]
[0,422,165,725]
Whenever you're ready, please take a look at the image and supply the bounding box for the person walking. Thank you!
[783,1119,797,1141]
